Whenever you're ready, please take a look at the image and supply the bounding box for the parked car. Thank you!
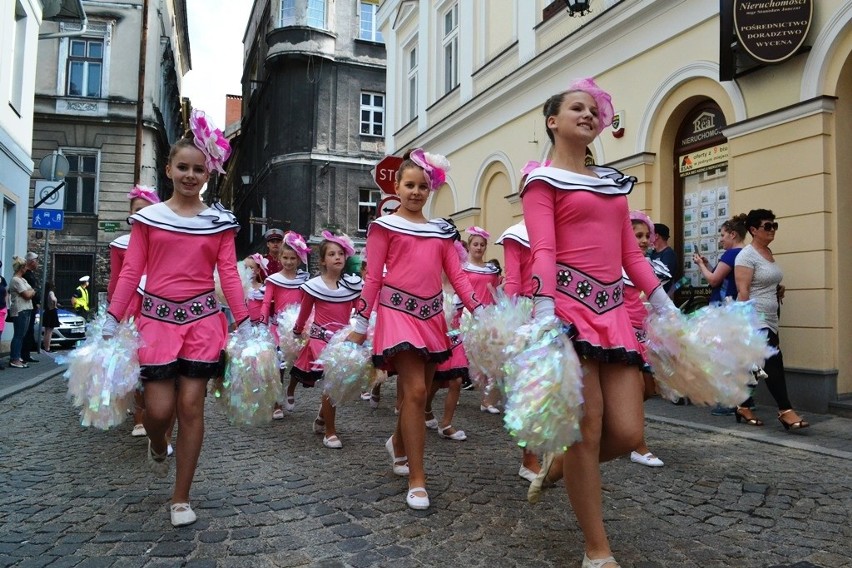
[37,308,87,348]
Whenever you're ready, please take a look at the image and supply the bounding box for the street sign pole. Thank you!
[39,231,50,351]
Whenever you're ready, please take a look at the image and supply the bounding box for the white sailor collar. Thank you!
[464,262,501,275]
[495,223,529,247]
[301,274,363,302]
[266,270,309,288]
[129,202,240,235]
[522,165,636,197]
[110,233,131,249]
[370,215,458,239]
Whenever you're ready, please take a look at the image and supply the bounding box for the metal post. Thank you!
[38,230,50,352]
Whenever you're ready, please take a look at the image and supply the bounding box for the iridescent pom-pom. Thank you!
[502,318,584,452]
[276,304,308,372]
[63,313,142,430]
[460,291,533,394]
[220,324,282,426]
[645,301,777,406]
[317,326,373,406]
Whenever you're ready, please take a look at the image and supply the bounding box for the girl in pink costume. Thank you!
[108,185,160,439]
[244,253,270,324]
[265,231,309,419]
[464,226,503,414]
[104,110,248,528]
[291,232,362,449]
[522,79,675,568]
[349,148,481,510]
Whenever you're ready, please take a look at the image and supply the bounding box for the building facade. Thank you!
[378,0,852,412]
[222,0,387,254]
[30,0,190,309]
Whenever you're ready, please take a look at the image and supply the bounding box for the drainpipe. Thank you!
[38,0,88,39]
[133,0,149,184]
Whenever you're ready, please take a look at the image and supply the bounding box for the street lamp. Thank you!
[564,0,591,17]
[241,174,252,186]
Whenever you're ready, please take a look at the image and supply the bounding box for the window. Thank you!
[307,0,326,29]
[442,3,459,94]
[360,92,384,136]
[9,2,27,113]
[280,0,295,26]
[406,44,418,122]
[358,189,381,234]
[62,150,98,214]
[66,38,104,97]
[359,1,383,42]
[54,254,94,305]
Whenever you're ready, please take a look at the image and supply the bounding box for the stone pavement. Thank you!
[0,361,850,568]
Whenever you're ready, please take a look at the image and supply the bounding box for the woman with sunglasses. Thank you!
[734,209,809,431]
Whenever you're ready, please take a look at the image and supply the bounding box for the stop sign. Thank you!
[373,155,403,194]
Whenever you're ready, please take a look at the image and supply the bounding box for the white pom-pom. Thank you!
[424,152,451,172]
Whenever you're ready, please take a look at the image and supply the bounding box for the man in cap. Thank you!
[651,223,678,294]
[22,252,41,362]
[72,276,91,320]
[264,228,285,274]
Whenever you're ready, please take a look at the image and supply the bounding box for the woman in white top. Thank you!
[734,209,808,430]
[9,257,36,368]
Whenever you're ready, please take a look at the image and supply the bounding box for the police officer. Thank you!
[72,275,91,320]
[264,228,285,274]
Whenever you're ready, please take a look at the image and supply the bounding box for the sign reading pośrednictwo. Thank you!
[734,0,812,64]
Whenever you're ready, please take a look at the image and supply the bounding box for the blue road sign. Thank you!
[32,208,64,231]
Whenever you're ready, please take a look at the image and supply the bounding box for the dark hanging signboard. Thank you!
[733,0,812,64]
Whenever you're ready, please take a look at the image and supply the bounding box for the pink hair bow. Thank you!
[127,184,160,204]
[453,240,469,264]
[283,231,310,265]
[520,159,552,176]
[321,230,355,258]
[409,148,451,191]
[629,210,655,243]
[189,109,231,174]
[248,253,270,277]
[466,226,490,241]
[568,78,615,132]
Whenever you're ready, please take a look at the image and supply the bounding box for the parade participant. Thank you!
[103,109,248,528]
[521,78,675,568]
[291,231,361,448]
[349,148,481,510]
[108,185,161,437]
[264,229,285,274]
[464,226,502,414]
[265,231,309,419]
[244,253,270,324]
[71,276,91,320]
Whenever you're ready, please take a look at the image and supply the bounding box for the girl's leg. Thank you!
[42,327,53,352]
[439,378,462,431]
[142,379,177,458]
[285,375,298,410]
[391,351,433,493]
[172,376,208,503]
[425,380,439,428]
[321,395,340,447]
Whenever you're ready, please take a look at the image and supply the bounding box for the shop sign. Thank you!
[99,221,121,232]
[679,144,729,177]
[678,109,726,150]
[734,0,812,64]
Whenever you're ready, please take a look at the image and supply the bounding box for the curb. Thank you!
[646,412,852,461]
[0,365,66,402]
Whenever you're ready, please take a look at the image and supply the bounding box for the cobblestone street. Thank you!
[1,366,850,568]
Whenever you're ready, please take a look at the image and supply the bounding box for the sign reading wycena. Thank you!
[734,0,812,64]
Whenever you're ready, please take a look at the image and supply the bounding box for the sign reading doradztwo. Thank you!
[734,0,812,64]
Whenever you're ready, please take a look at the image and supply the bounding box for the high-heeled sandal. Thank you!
[778,409,809,430]
[734,407,763,426]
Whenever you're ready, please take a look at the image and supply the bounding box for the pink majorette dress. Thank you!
[108,233,146,317]
[463,262,501,306]
[496,223,533,298]
[623,258,672,361]
[290,274,362,386]
[247,283,265,323]
[108,202,249,380]
[356,216,481,371]
[522,166,662,366]
[433,294,468,385]
[261,270,308,341]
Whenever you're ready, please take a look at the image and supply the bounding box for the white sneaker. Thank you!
[284,396,295,412]
[425,418,439,430]
[518,465,538,483]
[630,451,664,467]
[480,404,500,414]
[272,408,285,420]
[322,435,342,449]
[170,502,197,527]
[131,424,147,437]
[406,487,429,510]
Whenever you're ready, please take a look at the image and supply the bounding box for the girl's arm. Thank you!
[443,241,480,312]
[260,280,274,323]
[108,223,148,321]
[293,293,315,335]
[522,182,557,316]
[218,230,250,325]
[695,254,732,288]
[354,224,389,328]
[107,246,124,303]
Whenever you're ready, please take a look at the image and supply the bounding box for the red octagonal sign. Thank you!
[373,155,403,194]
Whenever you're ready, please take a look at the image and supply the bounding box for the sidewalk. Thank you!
[0,352,66,402]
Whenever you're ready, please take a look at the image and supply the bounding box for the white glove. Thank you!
[236,318,252,333]
[102,313,119,339]
[648,287,677,315]
[352,314,369,335]
[473,305,484,317]
[533,296,555,321]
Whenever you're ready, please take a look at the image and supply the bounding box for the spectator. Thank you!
[651,223,677,293]
[264,228,285,274]
[22,252,40,362]
[0,261,8,370]
[71,276,91,320]
[41,282,60,353]
[9,257,36,368]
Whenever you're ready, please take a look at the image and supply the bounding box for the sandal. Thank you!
[734,407,763,426]
[147,439,169,478]
[778,409,810,430]
[528,451,557,504]
[406,486,429,510]
[323,435,342,449]
[284,395,295,412]
[581,554,620,568]
[385,436,409,476]
[312,417,326,434]
[424,410,438,430]
[170,502,197,527]
[438,424,467,441]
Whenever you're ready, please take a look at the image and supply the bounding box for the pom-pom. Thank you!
[644,301,777,406]
[502,318,584,452]
[423,151,451,173]
[276,304,308,371]
[316,326,373,406]
[460,291,533,394]
[63,312,142,429]
[218,324,282,426]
